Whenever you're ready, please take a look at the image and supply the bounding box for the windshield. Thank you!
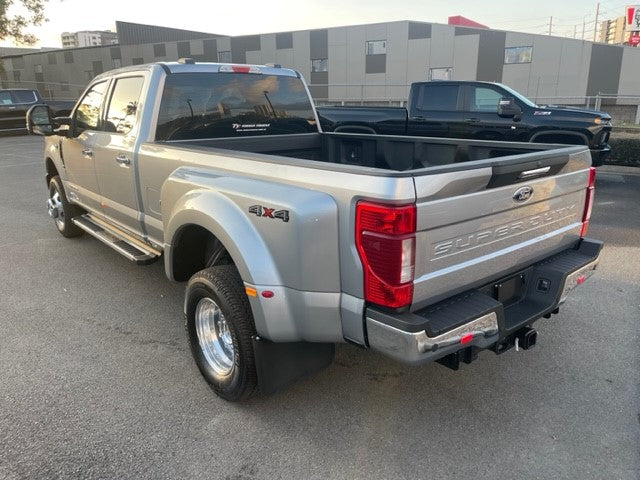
[156,72,317,141]
[499,84,538,108]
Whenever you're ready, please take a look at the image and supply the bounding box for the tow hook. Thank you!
[493,326,538,355]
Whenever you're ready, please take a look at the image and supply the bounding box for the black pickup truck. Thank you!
[0,88,75,134]
[317,81,612,166]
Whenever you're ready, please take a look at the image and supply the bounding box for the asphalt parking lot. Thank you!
[0,135,638,480]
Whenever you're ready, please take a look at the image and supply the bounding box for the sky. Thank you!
[0,0,633,48]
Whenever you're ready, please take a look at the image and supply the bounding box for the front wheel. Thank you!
[185,265,258,401]
[48,175,83,238]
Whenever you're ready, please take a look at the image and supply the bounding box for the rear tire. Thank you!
[185,265,258,401]
[48,175,83,238]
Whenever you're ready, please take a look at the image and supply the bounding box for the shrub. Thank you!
[605,136,640,167]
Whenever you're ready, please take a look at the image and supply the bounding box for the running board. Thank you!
[72,214,160,264]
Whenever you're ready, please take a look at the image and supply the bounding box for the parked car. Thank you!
[0,88,75,133]
[26,61,602,401]
[317,81,612,166]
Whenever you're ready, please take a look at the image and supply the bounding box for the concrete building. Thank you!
[60,30,118,48]
[2,20,639,122]
[598,17,629,45]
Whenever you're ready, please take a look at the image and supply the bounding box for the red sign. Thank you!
[626,5,640,29]
[629,34,640,46]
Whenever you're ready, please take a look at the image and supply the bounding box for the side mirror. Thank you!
[26,104,55,136]
[498,97,522,119]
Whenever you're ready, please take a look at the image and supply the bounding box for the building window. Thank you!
[428,67,452,81]
[177,41,191,58]
[504,46,533,64]
[365,40,386,55]
[311,59,327,73]
[153,43,166,57]
[13,70,21,82]
[34,64,43,74]
[218,51,232,63]
[47,53,57,65]
[276,32,293,49]
[64,51,73,63]
[132,58,144,65]
[113,58,122,68]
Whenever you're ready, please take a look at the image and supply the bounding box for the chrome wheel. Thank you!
[47,190,65,230]
[195,297,234,376]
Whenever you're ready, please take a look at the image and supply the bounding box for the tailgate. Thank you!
[411,146,591,310]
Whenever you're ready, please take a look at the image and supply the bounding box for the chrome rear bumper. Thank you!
[366,238,603,366]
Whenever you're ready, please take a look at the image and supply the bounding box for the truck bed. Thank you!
[165,132,570,172]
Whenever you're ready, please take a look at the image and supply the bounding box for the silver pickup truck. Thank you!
[27,60,602,401]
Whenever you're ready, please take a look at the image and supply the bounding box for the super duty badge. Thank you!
[249,205,290,223]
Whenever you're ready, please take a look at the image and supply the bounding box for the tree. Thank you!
[0,0,48,45]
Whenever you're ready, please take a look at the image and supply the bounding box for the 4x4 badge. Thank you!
[249,205,290,222]
[513,186,534,203]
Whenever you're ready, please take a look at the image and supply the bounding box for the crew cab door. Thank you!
[61,80,109,213]
[406,83,465,138]
[460,84,527,141]
[91,75,146,235]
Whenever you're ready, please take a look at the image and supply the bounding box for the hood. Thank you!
[536,104,612,120]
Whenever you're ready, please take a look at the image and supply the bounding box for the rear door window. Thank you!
[415,85,459,112]
[12,90,38,104]
[105,76,144,135]
[156,72,317,140]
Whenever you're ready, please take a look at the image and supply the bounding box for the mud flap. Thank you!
[252,336,335,395]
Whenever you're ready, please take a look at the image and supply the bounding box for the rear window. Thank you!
[156,72,317,141]
[415,85,459,112]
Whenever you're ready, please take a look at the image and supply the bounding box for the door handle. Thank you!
[465,118,480,123]
[82,148,93,158]
[115,154,131,166]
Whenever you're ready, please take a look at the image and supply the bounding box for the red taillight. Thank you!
[580,167,596,237]
[355,201,416,308]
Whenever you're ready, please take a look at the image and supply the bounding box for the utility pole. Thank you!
[574,25,577,38]
[593,2,600,41]
[549,16,553,35]
[582,17,586,39]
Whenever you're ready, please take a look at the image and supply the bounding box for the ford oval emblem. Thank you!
[513,186,534,203]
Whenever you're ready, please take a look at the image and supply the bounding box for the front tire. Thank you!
[48,175,83,238]
[185,265,258,401]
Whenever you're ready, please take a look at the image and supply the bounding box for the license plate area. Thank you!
[480,270,530,307]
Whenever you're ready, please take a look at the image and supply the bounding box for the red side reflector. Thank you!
[460,333,474,345]
[261,290,274,298]
[576,276,585,285]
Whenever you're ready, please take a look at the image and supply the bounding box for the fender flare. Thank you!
[164,189,282,287]
[529,130,589,145]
